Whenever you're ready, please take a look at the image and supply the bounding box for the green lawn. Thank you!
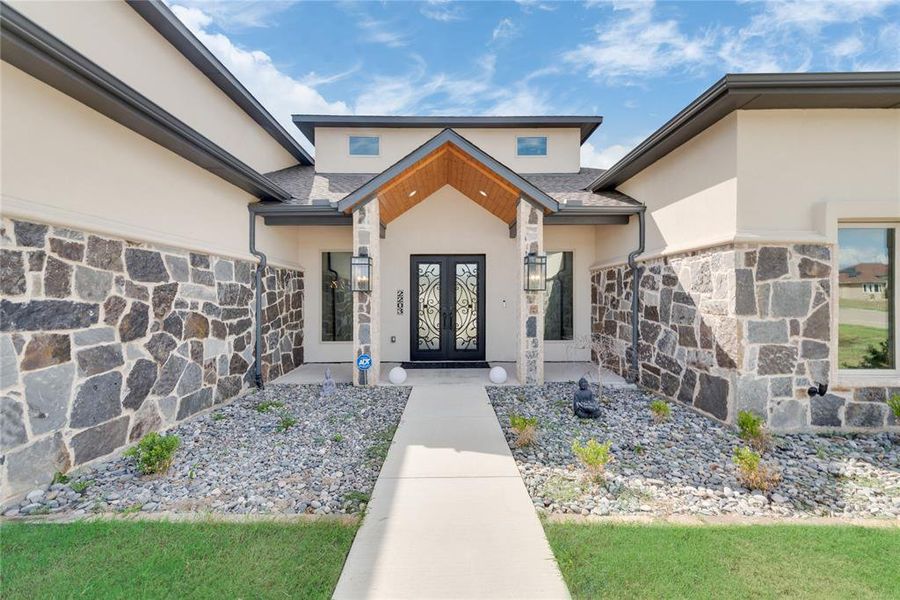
[544,522,900,600]
[839,298,888,312]
[1,520,357,599]
[838,323,889,368]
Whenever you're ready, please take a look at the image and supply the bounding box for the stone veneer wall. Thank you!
[0,217,303,499]
[591,243,898,432]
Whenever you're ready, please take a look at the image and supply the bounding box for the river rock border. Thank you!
[591,243,898,432]
[0,217,303,499]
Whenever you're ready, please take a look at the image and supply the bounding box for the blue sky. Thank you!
[168,0,900,167]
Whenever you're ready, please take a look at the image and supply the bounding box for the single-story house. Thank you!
[1,0,898,499]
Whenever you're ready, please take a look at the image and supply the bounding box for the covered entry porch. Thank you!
[253,128,643,385]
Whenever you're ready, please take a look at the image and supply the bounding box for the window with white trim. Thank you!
[837,224,897,371]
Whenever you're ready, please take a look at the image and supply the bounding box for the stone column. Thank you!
[516,199,544,385]
[352,200,380,386]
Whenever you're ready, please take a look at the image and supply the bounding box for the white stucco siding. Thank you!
[736,109,900,236]
[8,0,297,173]
[313,127,582,174]
[596,114,738,267]
[0,63,300,269]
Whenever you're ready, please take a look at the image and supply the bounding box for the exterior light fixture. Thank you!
[523,253,547,292]
[408,190,417,197]
[478,190,488,197]
[351,254,373,292]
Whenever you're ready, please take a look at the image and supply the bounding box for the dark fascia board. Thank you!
[589,71,900,191]
[249,201,351,226]
[335,128,560,214]
[127,0,314,166]
[1,3,291,202]
[293,114,603,145]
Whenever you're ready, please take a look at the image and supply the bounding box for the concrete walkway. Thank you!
[333,384,570,599]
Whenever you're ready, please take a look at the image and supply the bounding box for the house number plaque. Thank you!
[396,290,404,315]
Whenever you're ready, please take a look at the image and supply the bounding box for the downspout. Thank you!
[248,209,266,389]
[626,210,646,384]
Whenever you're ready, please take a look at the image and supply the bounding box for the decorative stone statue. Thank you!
[320,367,337,399]
[573,377,601,419]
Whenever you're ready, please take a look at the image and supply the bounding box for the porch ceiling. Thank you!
[377,142,522,224]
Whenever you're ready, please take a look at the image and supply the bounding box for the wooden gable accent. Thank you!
[374,143,522,224]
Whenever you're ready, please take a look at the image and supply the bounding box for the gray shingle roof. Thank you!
[264,165,640,209]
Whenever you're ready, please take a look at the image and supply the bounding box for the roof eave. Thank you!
[334,128,560,214]
[1,3,291,202]
[589,71,900,191]
[128,0,314,166]
[292,115,604,146]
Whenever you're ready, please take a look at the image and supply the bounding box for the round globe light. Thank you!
[388,366,407,385]
[489,366,508,384]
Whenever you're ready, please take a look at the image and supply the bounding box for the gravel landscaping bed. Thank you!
[5,384,409,518]
[488,384,899,519]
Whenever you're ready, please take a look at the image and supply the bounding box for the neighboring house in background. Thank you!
[0,0,898,500]
[839,263,890,299]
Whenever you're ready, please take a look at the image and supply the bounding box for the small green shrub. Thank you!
[888,394,900,419]
[276,413,297,433]
[737,410,771,451]
[510,414,538,447]
[332,434,344,443]
[649,399,671,422]
[124,432,180,475]
[211,412,227,421]
[255,400,284,413]
[71,480,91,494]
[344,491,370,506]
[572,439,613,481]
[51,471,70,485]
[733,446,780,492]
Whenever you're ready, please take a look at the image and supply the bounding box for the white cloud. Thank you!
[170,4,350,152]
[356,16,408,48]
[516,0,559,13]
[168,0,297,29]
[421,1,465,22]
[831,35,864,59]
[563,2,715,82]
[580,141,632,169]
[491,18,519,43]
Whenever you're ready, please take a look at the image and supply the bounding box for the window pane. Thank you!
[838,228,895,369]
[349,136,379,156]
[544,251,573,340]
[321,252,352,342]
[517,136,547,156]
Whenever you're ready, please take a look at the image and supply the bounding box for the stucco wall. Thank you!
[313,127,582,174]
[736,109,900,236]
[7,0,296,174]
[0,64,301,270]
[595,114,739,268]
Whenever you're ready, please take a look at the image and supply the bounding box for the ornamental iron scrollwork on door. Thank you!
[417,262,441,350]
[455,262,479,351]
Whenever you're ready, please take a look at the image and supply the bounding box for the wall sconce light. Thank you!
[351,254,372,292]
[523,253,547,292]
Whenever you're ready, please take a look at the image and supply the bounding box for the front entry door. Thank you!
[410,255,485,362]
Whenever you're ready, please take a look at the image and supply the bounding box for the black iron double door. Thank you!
[410,255,485,362]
